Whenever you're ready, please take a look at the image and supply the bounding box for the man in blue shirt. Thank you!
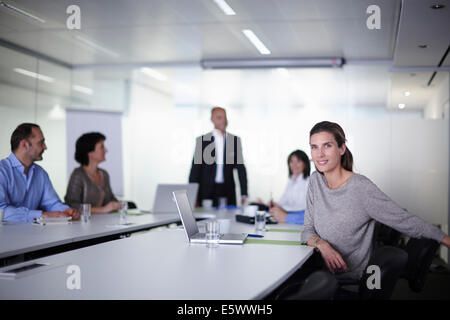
[0,123,79,222]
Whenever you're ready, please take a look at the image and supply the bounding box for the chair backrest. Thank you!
[286,270,339,300]
[359,246,408,300]
[403,238,440,292]
[127,201,137,209]
[374,222,402,247]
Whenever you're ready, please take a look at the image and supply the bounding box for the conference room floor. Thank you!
[391,257,450,300]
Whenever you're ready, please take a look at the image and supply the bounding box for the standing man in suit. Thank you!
[189,107,248,207]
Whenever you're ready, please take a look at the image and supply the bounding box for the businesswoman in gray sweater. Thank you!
[65,132,120,214]
[301,121,450,281]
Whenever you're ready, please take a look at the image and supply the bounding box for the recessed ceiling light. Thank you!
[213,0,236,15]
[242,29,271,55]
[430,4,445,9]
[404,91,411,97]
[398,103,406,109]
[418,44,428,49]
[13,68,54,83]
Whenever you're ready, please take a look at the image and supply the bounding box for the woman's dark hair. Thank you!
[10,123,40,151]
[287,150,311,179]
[309,121,353,173]
[75,132,106,166]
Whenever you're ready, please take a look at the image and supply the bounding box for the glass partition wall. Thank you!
[0,45,70,196]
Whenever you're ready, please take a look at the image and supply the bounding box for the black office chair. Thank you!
[401,237,440,292]
[127,201,137,209]
[335,246,408,300]
[373,222,403,248]
[359,245,408,300]
[276,270,339,300]
[249,202,269,212]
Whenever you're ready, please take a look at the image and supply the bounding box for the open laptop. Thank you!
[173,190,247,245]
[152,183,199,214]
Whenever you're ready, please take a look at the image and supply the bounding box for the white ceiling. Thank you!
[0,0,449,111]
[393,0,450,67]
[0,0,404,65]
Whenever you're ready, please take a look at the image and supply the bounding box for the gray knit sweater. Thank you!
[64,167,117,210]
[301,171,446,280]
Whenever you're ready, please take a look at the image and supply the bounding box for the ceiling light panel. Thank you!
[242,29,271,55]
[213,0,236,15]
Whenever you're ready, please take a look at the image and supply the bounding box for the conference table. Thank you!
[0,209,314,300]
[0,212,181,262]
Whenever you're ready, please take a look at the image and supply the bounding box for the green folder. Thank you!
[245,239,304,246]
[266,228,301,233]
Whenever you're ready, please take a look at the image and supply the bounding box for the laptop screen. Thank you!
[153,183,199,213]
[173,190,199,240]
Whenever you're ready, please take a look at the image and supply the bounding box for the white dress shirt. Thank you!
[212,129,226,183]
[278,174,309,212]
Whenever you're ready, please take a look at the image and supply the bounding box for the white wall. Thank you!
[66,109,124,197]
[122,81,200,210]
[425,73,449,119]
[423,72,450,263]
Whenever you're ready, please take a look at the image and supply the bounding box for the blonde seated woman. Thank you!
[65,132,120,214]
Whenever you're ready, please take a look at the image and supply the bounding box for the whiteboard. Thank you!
[66,109,123,196]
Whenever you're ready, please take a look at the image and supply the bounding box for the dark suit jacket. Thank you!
[189,132,248,206]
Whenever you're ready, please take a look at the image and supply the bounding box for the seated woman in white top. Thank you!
[270,149,310,224]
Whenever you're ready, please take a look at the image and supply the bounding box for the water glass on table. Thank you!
[218,197,227,211]
[217,219,231,234]
[206,220,220,248]
[81,203,91,223]
[255,210,266,232]
[119,201,128,225]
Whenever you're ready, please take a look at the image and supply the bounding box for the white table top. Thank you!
[0,212,181,259]
[0,216,313,300]
[0,208,299,260]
